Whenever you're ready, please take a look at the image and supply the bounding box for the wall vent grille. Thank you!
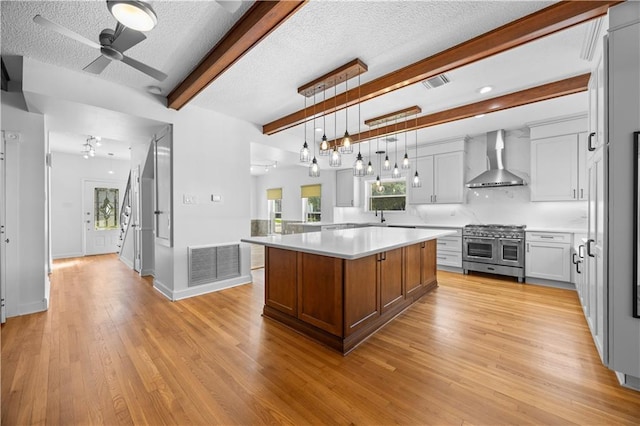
[421,73,450,90]
[188,244,240,287]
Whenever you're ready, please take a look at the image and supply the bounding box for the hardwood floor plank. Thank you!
[2,255,640,425]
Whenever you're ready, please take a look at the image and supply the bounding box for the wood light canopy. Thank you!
[364,106,423,127]
[298,59,367,97]
[262,0,622,135]
[167,1,307,110]
[326,73,591,146]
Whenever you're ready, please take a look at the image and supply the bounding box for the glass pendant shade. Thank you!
[341,131,353,153]
[383,155,391,171]
[375,175,381,187]
[329,146,342,167]
[309,157,320,177]
[412,171,422,188]
[392,163,401,178]
[353,152,365,176]
[366,160,374,176]
[300,141,310,163]
[319,135,330,156]
[402,153,410,169]
[377,183,385,193]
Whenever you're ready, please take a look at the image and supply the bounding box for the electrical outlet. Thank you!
[211,194,223,203]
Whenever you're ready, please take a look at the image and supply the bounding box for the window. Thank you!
[301,184,321,222]
[266,188,282,234]
[368,179,406,211]
[94,187,119,230]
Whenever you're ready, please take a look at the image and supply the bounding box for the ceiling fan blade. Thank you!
[83,56,111,74]
[33,15,100,50]
[121,55,167,81]
[111,26,147,53]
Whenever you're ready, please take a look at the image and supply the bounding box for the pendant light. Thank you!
[392,138,401,178]
[341,73,353,154]
[401,118,410,169]
[309,93,320,177]
[366,122,374,176]
[300,95,310,163]
[319,88,330,156]
[411,112,421,188]
[108,152,115,174]
[383,138,391,171]
[375,136,382,188]
[353,73,365,176]
[329,83,341,167]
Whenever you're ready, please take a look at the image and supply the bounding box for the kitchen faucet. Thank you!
[375,209,386,223]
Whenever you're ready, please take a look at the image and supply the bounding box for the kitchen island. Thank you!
[242,227,454,354]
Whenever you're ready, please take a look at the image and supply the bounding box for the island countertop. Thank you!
[242,227,455,260]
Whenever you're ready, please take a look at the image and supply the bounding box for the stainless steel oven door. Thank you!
[463,236,497,265]
[498,238,524,268]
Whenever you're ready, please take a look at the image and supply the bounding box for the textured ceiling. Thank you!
[1,0,600,173]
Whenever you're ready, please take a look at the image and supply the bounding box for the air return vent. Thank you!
[188,244,240,287]
[421,73,450,90]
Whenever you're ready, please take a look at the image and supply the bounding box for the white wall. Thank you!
[50,151,130,259]
[1,91,47,317]
[334,129,588,231]
[20,58,253,302]
[251,165,336,223]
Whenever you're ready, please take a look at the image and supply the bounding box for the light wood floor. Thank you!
[3,254,640,425]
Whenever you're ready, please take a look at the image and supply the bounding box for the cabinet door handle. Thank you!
[572,253,578,264]
[576,260,581,274]
[580,188,584,199]
[434,195,437,203]
[578,244,585,258]
[588,132,596,152]
[587,239,595,257]
[573,189,576,199]
[526,243,530,252]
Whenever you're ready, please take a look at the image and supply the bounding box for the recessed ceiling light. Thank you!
[315,127,323,132]
[475,114,485,119]
[478,86,493,94]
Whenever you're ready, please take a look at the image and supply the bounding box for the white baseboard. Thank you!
[153,275,252,302]
[118,256,134,269]
[19,299,48,316]
[52,252,83,260]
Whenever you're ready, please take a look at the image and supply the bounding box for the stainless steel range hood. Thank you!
[466,129,525,188]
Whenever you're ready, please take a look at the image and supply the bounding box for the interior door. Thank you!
[83,180,123,256]
[0,134,6,323]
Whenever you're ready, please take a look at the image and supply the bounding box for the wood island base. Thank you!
[263,240,438,355]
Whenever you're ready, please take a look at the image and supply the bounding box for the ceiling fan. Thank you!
[33,14,167,82]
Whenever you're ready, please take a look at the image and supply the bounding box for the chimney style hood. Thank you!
[466,129,525,188]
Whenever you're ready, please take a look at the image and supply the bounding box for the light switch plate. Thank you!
[211,195,223,203]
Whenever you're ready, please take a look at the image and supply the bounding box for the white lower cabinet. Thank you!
[418,227,462,268]
[525,232,572,282]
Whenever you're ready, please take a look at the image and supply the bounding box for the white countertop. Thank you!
[526,227,588,234]
[242,227,455,260]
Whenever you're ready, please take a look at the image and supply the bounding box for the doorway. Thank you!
[83,180,125,255]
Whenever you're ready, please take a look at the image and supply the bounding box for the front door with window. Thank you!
[83,180,122,255]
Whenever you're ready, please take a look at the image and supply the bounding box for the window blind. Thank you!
[266,188,282,200]
[301,184,321,198]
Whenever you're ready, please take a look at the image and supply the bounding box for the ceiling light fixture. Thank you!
[392,137,401,179]
[81,136,96,159]
[300,95,310,163]
[250,161,278,173]
[107,0,158,32]
[353,74,365,176]
[341,73,353,154]
[402,118,410,170]
[412,112,421,188]
[319,89,330,156]
[383,139,391,171]
[478,86,493,94]
[329,83,341,167]
[475,114,485,118]
[366,123,374,176]
[309,92,320,177]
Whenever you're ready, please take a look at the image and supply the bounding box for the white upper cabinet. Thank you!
[409,151,464,204]
[530,134,579,201]
[529,115,588,202]
[336,168,360,207]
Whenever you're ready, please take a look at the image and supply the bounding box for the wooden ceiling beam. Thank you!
[262,0,621,135]
[326,73,590,146]
[168,1,307,110]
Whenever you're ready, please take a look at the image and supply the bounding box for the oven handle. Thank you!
[499,238,523,242]
[463,236,496,241]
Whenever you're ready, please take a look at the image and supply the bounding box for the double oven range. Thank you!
[462,224,526,282]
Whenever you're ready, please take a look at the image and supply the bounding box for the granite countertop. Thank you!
[242,227,455,260]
